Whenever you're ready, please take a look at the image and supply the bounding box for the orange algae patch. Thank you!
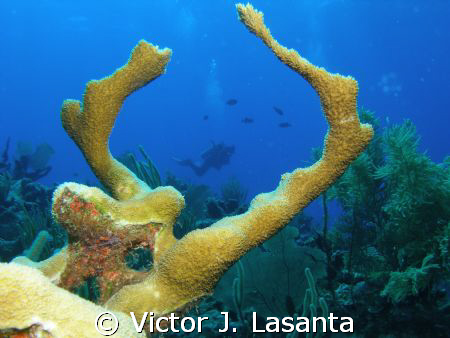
[52,187,163,303]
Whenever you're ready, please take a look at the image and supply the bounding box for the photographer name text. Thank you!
[129,311,353,334]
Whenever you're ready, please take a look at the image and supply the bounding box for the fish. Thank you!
[273,106,284,115]
[203,115,209,120]
[226,99,238,106]
[279,122,291,128]
[242,117,254,124]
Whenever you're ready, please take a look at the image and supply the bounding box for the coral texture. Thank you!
[1,4,372,336]
[0,263,144,337]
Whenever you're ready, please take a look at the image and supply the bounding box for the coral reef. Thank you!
[318,109,450,335]
[118,145,162,189]
[301,267,330,338]
[381,254,439,303]
[23,230,53,262]
[0,4,372,336]
[0,137,60,262]
[0,173,61,262]
[215,226,326,319]
[0,138,54,181]
[204,176,248,221]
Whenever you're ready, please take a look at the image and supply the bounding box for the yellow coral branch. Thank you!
[104,3,373,318]
[61,41,171,201]
[0,263,144,337]
[12,246,68,283]
[4,4,374,333]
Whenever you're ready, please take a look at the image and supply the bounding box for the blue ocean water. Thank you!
[1,0,448,203]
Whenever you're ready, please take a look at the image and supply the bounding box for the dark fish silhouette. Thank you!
[273,106,284,115]
[279,122,291,128]
[203,115,209,120]
[226,99,238,106]
[241,117,254,124]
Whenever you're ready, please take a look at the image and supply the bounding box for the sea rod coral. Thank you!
[0,4,373,336]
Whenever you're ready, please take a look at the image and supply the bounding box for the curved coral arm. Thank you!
[105,4,373,317]
[11,246,68,283]
[0,263,144,337]
[61,41,171,201]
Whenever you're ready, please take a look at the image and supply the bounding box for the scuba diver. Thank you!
[174,141,235,176]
